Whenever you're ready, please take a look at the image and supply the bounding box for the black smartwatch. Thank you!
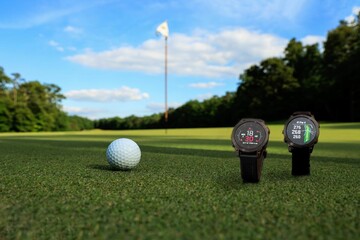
[231,119,270,183]
[283,112,320,176]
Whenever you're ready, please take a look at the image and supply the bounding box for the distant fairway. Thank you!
[1,123,359,239]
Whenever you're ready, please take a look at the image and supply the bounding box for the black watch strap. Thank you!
[291,148,311,176]
[239,151,266,183]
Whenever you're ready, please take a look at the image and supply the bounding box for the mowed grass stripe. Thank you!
[0,123,359,239]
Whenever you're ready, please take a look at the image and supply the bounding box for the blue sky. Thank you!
[0,0,359,119]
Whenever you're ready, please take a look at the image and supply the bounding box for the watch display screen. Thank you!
[234,122,266,150]
[286,117,317,145]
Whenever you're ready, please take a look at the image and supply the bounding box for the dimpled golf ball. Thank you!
[106,138,141,170]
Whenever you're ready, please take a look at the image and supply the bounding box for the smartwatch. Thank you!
[231,119,270,183]
[283,112,320,176]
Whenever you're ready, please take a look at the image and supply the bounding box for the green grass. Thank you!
[1,123,359,239]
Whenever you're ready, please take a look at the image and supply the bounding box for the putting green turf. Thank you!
[1,123,359,239]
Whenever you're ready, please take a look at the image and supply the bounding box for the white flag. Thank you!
[156,21,169,38]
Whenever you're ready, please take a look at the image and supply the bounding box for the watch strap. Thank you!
[291,148,311,176]
[239,151,266,183]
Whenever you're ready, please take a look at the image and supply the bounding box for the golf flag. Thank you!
[156,21,169,38]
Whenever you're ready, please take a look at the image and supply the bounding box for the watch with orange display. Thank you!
[231,118,270,182]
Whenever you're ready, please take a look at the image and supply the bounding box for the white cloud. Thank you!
[196,93,214,101]
[351,6,360,14]
[48,40,59,47]
[65,87,149,102]
[63,106,85,113]
[67,46,77,51]
[48,40,64,52]
[189,81,223,89]
[62,106,105,119]
[67,28,287,79]
[49,40,77,52]
[146,102,182,112]
[345,6,360,25]
[64,25,83,34]
[301,35,325,46]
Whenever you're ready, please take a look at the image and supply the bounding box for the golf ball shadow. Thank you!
[87,164,114,171]
[87,164,135,172]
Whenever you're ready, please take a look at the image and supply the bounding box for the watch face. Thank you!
[233,121,267,151]
[286,117,318,145]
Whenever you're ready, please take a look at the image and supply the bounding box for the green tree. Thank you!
[54,111,70,131]
[0,99,11,132]
[17,81,67,131]
[19,81,53,131]
[216,92,236,126]
[283,38,324,113]
[169,100,205,128]
[323,16,360,121]
[67,115,93,130]
[0,67,12,131]
[235,57,299,120]
[201,96,222,127]
[10,73,24,105]
[11,102,35,132]
[284,39,323,86]
[0,67,11,91]
[0,66,95,132]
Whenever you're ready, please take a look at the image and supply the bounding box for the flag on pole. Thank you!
[156,21,169,132]
[156,21,169,38]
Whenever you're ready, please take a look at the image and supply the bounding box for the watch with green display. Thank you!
[231,119,270,183]
[283,112,320,176]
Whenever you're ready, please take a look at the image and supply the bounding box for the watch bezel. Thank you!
[231,118,270,153]
[283,113,320,149]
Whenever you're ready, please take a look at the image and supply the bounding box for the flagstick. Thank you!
[164,36,168,134]
[156,21,169,134]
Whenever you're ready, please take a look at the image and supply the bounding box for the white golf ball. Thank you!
[106,138,141,170]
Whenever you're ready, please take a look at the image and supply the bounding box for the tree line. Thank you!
[93,92,236,129]
[1,15,359,132]
[0,70,93,132]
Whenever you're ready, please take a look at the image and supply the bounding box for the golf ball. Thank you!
[106,138,141,170]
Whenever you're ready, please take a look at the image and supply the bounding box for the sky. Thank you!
[0,0,359,119]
